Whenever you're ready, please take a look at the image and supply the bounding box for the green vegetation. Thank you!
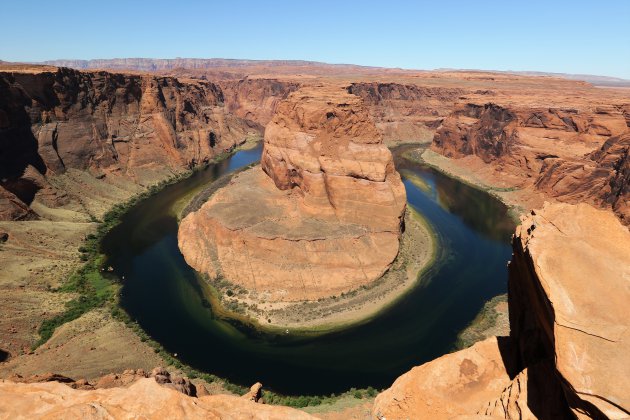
[262,385,378,408]
[454,294,508,350]
[33,232,118,349]
[32,149,233,350]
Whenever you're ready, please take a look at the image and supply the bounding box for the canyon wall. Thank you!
[535,132,630,223]
[0,66,257,221]
[178,86,406,302]
[374,202,630,419]
[348,82,465,144]
[431,101,630,223]
[218,78,300,128]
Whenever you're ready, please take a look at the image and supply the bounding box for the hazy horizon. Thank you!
[2,0,630,79]
[15,56,628,81]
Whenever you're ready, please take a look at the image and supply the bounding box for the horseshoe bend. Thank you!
[2,4,630,419]
[176,86,434,327]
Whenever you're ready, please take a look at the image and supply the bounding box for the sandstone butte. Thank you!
[374,202,630,420]
[178,85,406,302]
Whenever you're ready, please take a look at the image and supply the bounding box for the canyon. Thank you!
[0,64,258,222]
[1,59,629,419]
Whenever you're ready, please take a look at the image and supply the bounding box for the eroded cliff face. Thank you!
[431,101,630,222]
[535,132,630,223]
[348,82,465,144]
[508,203,630,419]
[219,78,300,128]
[433,103,627,164]
[373,202,630,420]
[178,86,406,302]
[0,67,257,220]
[261,86,406,230]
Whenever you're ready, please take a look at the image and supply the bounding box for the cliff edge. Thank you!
[374,202,630,419]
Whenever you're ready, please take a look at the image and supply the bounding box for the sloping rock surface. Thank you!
[509,203,630,419]
[373,337,515,420]
[374,202,630,419]
[0,378,316,419]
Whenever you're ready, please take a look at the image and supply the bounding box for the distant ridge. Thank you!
[38,57,383,72]
[33,58,630,87]
[437,68,630,87]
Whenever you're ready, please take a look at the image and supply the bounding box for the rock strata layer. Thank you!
[431,101,630,223]
[179,86,406,302]
[0,67,255,220]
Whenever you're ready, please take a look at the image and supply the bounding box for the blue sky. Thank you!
[2,0,629,78]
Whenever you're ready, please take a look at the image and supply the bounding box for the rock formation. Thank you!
[0,66,256,220]
[432,103,627,166]
[178,86,406,302]
[373,336,518,419]
[431,101,630,222]
[219,78,300,127]
[3,61,629,418]
[509,203,630,419]
[348,82,465,144]
[535,132,630,223]
[0,376,316,419]
[373,202,630,419]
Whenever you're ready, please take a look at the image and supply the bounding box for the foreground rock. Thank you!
[509,203,630,419]
[373,336,516,419]
[374,202,630,419]
[0,377,316,419]
[179,86,406,303]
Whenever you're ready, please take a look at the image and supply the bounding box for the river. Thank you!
[101,143,514,395]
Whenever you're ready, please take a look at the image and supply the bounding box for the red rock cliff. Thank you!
[0,67,256,220]
[219,78,300,128]
[431,100,630,223]
[347,82,465,144]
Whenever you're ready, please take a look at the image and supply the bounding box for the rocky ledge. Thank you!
[178,86,407,305]
[374,202,630,419]
[0,371,315,419]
